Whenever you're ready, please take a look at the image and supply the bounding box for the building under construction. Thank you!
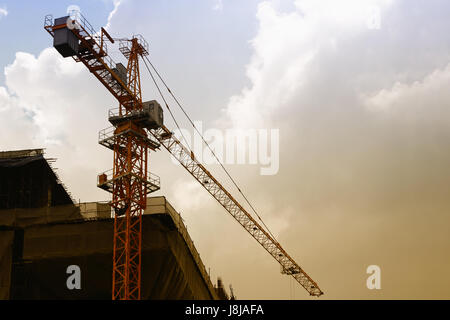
[0,149,232,300]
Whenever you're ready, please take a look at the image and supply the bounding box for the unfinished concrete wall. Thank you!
[0,198,220,300]
[0,231,13,299]
[0,150,73,209]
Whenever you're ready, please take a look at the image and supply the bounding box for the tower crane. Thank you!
[44,11,323,300]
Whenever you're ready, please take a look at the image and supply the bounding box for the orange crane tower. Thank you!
[44,12,323,299]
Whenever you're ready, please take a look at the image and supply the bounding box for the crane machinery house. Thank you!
[53,16,79,57]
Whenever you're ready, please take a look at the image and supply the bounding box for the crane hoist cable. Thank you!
[142,57,192,153]
[142,54,280,243]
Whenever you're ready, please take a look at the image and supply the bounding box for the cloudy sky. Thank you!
[1,0,450,299]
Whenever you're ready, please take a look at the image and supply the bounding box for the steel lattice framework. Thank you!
[109,38,149,300]
[44,12,323,299]
[45,15,159,300]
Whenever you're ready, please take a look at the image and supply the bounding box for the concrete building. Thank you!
[0,149,231,300]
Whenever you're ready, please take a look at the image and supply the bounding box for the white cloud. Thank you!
[1,48,113,202]
[0,6,8,18]
[212,0,223,11]
[217,0,450,299]
[364,63,450,113]
[222,0,395,129]
[104,0,122,31]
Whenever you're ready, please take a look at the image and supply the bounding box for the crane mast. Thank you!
[108,37,152,300]
[45,14,160,300]
[44,11,323,299]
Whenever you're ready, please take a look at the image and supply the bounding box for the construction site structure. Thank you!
[0,148,232,300]
[44,11,323,299]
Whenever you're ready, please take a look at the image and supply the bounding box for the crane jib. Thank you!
[149,126,324,297]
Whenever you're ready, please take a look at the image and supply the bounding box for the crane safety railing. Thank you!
[44,13,128,98]
[97,169,161,194]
